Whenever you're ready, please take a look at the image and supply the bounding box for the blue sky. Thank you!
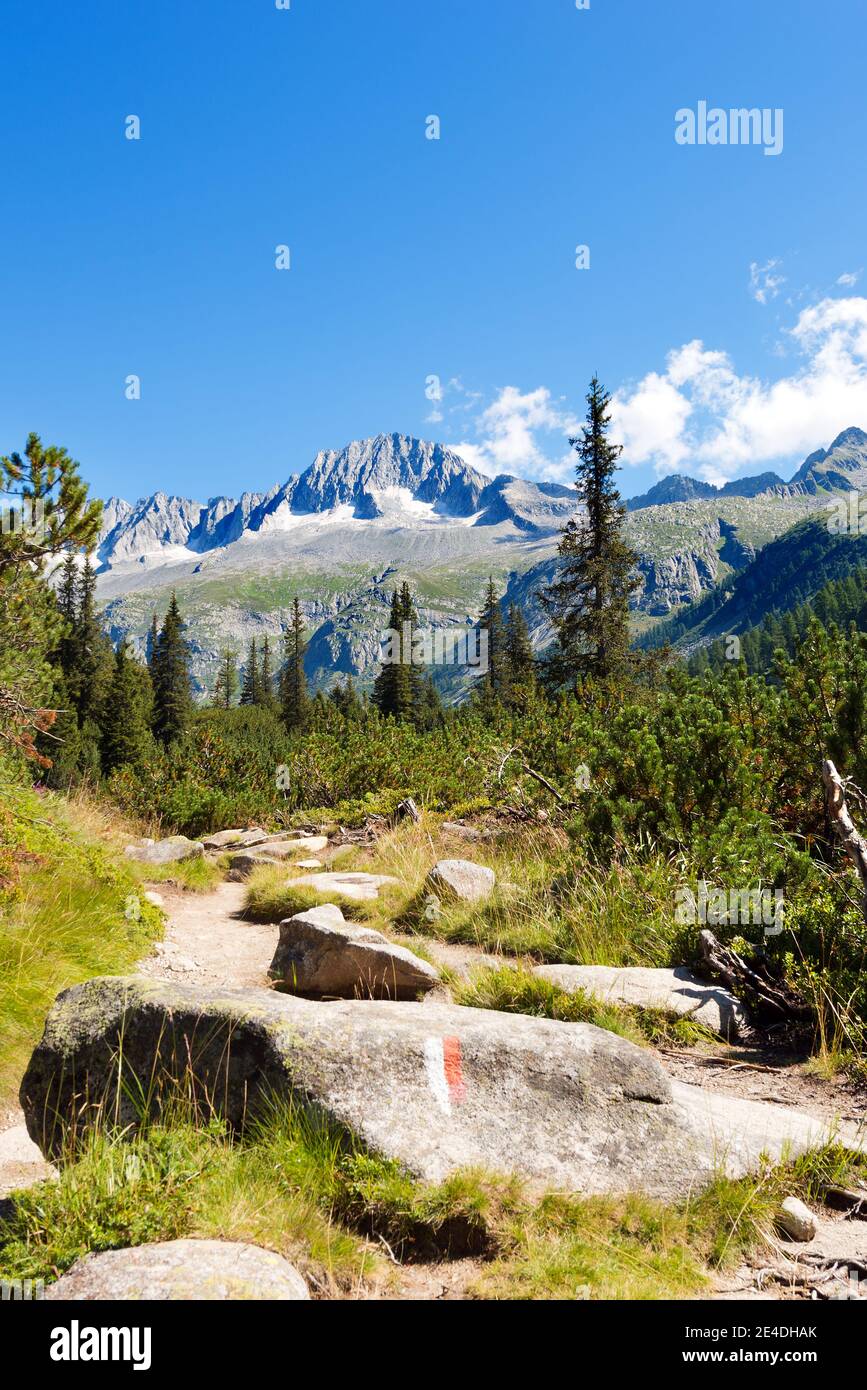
[2,0,866,504]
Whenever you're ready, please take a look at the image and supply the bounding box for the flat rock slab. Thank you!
[124,836,204,865]
[533,964,748,1041]
[270,905,439,999]
[441,823,485,841]
[284,871,398,902]
[257,836,329,859]
[294,859,323,870]
[21,977,853,1200]
[44,1239,309,1301]
[426,859,495,904]
[203,828,268,851]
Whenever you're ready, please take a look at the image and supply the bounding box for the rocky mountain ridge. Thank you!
[94,429,867,696]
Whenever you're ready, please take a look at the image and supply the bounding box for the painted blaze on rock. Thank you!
[19,975,837,1199]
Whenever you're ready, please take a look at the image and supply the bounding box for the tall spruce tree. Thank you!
[240,639,260,705]
[213,647,239,709]
[258,634,277,710]
[281,598,310,730]
[146,614,158,670]
[504,603,536,696]
[372,586,417,720]
[540,376,639,686]
[100,639,151,772]
[151,592,192,745]
[478,576,507,702]
[0,434,101,768]
[56,549,79,679]
[75,555,103,721]
[414,674,444,731]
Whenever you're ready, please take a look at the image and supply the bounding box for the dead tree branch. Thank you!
[822,758,867,924]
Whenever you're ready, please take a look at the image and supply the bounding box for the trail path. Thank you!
[138,882,275,989]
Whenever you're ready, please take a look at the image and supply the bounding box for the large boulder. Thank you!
[269,905,439,999]
[124,836,204,865]
[533,964,748,1041]
[20,977,845,1198]
[426,859,495,904]
[44,1240,309,1301]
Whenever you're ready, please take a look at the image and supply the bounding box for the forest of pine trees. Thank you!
[689,566,867,678]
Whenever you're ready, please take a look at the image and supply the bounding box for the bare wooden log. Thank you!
[822,758,867,924]
[697,929,811,1023]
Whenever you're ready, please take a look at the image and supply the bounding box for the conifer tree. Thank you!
[258,634,277,710]
[75,555,103,721]
[213,647,239,709]
[151,592,192,745]
[504,603,536,695]
[414,673,444,731]
[240,639,259,705]
[540,376,639,686]
[0,433,103,575]
[281,598,310,731]
[56,549,79,680]
[478,576,507,701]
[146,614,159,670]
[330,675,362,720]
[372,587,416,720]
[101,639,151,772]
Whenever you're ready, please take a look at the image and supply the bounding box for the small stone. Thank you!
[441,822,483,841]
[776,1196,818,1243]
[228,851,278,878]
[143,891,165,909]
[294,859,323,870]
[532,964,748,1042]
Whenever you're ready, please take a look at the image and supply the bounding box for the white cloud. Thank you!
[837,270,862,288]
[749,258,786,304]
[611,296,867,482]
[447,385,579,481]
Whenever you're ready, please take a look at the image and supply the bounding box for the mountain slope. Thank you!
[640,516,867,655]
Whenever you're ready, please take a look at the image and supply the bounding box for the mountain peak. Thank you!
[829,426,867,450]
[788,426,867,491]
[292,433,488,517]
